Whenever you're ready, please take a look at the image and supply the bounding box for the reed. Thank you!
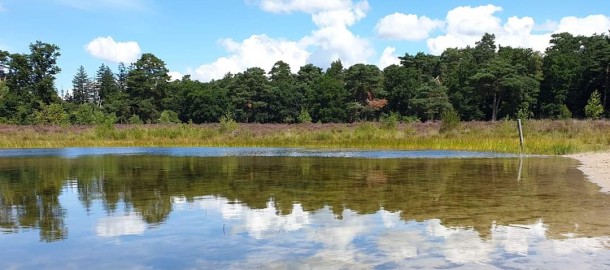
[0,120,608,155]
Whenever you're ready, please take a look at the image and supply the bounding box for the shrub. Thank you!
[159,110,181,124]
[34,103,70,126]
[585,90,604,119]
[128,114,143,124]
[381,112,399,130]
[72,103,106,125]
[95,114,118,139]
[558,105,572,120]
[440,108,460,133]
[297,109,312,123]
[219,113,238,133]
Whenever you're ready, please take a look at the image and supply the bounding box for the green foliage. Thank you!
[310,74,348,123]
[0,33,608,127]
[440,109,461,133]
[410,80,453,121]
[297,109,312,123]
[345,64,383,104]
[71,103,106,125]
[95,64,119,106]
[380,112,399,130]
[517,108,533,120]
[159,110,181,124]
[584,90,604,119]
[354,122,377,140]
[126,53,170,123]
[128,114,143,124]
[558,105,572,119]
[71,65,92,104]
[400,115,420,123]
[34,103,69,126]
[219,114,238,133]
[94,114,118,139]
[551,143,576,155]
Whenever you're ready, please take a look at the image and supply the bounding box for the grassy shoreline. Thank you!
[0,120,609,155]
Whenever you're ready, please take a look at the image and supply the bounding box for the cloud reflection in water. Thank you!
[183,196,610,269]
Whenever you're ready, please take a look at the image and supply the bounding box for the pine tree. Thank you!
[72,66,91,104]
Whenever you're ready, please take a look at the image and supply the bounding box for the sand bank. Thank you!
[565,152,610,193]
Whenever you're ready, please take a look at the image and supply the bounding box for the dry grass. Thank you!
[0,120,608,155]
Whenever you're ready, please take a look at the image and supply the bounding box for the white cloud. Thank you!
[422,6,610,55]
[426,5,504,54]
[192,34,309,82]
[186,196,610,268]
[535,20,558,32]
[311,1,368,27]
[445,5,503,36]
[426,5,551,54]
[555,15,610,36]
[497,16,551,53]
[302,25,374,68]
[192,0,372,81]
[378,47,400,68]
[301,0,373,67]
[205,198,310,239]
[96,213,146,237]
[255,0,354,14]
[375,13,443,41]
[85,36,142,64]
[168,71,183,81]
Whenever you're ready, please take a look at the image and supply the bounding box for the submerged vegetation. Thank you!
[1,120,609,155]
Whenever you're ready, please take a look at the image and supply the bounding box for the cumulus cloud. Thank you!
[425,5,549,54]
[421,5,610,55]
[375,13,443,41]
[192,35,309,82]
[426,5,503,54]
[192,0,372,81]
[301,0,372,67]
[302,24,373,68]
[445,5,503,36]
[311,1,368,27]
[168,71,183,81]
[85,36,142,64]
[378,47,400,68]
[555,15,610,36]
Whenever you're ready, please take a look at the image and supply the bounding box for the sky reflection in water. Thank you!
[0,148,608,269]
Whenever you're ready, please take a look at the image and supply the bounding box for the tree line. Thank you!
[0,32,609,125]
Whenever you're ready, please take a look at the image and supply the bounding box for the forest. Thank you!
[0,32,609,125]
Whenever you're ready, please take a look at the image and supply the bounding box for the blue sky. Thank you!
[0,0,609,92]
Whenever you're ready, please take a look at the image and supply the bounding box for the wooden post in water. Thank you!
[517,119,524,153]
[517,156,523,181]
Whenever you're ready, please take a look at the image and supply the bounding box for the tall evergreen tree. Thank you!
[126,53,170,123]
[95,64,119,106]
[71,66,91,104]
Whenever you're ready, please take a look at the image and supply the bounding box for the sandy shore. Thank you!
[565,152,610,193]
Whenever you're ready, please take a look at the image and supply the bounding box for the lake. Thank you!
[0,148,609,269]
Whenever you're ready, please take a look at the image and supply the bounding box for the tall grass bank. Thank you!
[0,120,609,155]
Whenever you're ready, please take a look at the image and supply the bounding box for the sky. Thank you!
[1,0,609,92]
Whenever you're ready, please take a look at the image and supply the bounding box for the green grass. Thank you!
[0,120,609,155]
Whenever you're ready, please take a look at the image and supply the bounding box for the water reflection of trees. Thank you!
[1,155,609,241]
[0,158,67,242]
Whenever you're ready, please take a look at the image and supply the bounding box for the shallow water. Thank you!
[0,148,608,269]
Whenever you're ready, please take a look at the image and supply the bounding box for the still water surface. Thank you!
[0,148,608,269]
